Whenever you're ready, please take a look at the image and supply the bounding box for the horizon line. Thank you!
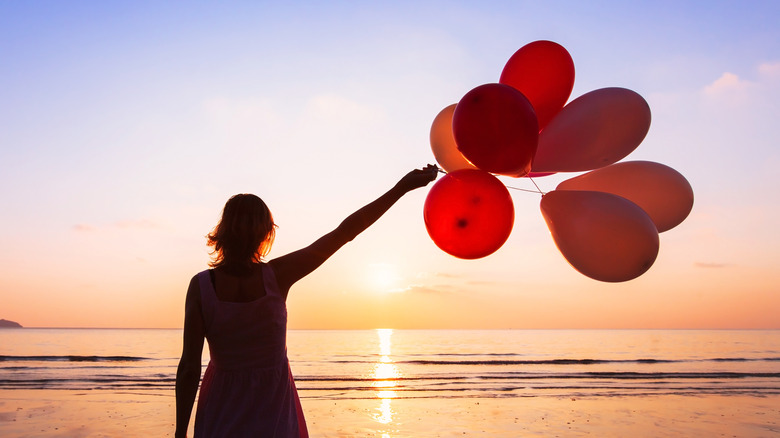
[4,326,780,331]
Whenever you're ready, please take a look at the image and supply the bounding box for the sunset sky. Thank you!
[2,1,778,329]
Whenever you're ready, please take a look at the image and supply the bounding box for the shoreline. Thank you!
[1,389,779,437]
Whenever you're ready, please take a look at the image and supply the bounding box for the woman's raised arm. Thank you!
[269,165,438,297]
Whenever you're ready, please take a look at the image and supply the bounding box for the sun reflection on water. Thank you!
[371,329,401,427]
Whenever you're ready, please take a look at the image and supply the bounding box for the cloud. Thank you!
[434,272,463,278]
[393,272,504,295]
[72,224,96,232]
[702,61,780,102]
[393,284,454,295]
[703,72,752,96]
[758,61,780,79]
[414,271,464,280]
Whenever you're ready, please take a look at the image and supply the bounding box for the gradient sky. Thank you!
[1,1,778,329]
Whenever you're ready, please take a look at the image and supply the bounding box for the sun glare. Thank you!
[371,329,401,425]
[367,263,402,292]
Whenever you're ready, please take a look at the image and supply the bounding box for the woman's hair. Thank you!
[207,194,276,269]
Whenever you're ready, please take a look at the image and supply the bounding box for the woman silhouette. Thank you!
[175,165,438,437]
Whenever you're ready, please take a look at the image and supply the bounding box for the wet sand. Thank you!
[1,390,779,437]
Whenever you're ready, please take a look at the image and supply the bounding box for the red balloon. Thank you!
[499,40,575,130]
[424,169,514,259]
[452,83,538,177]
[540,190,659,282]
[557,161,694,233]
[533,87,651,173]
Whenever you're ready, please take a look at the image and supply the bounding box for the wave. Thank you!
[712,357,780,362]
[4,371,777,384]
[334,357,780,366]
[4,355,779,366]
[0,355,151,362]
[295,371,780,382]
[399,358,674,365]
[0,377,175,390]
[2,372,778,394]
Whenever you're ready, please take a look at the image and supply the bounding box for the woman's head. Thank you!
[207,194,276,269]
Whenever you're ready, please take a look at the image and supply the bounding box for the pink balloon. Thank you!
[540,190,659,282]
[557,161,694,233]
[452,83,538,177]
[429,104,477,173]
[499,40,575,130]
[533,88,651,173]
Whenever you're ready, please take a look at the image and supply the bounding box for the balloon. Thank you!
[429,104,477,172]
[540,190,659,282]
[533,87,651,173]
[557,161,694,233]
[499,40,575,130]
[452,83,538,177]
[424,169,514,259]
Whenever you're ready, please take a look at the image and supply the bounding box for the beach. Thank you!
[2,328,780,436]
[1,389,779,437]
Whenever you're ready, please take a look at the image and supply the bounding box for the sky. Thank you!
[1,1,778,329]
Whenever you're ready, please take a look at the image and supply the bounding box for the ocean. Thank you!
[2,328,779,399]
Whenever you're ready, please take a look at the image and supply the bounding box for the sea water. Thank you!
[1,329,779,399]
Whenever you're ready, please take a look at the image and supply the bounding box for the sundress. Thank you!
[193,264,308,437]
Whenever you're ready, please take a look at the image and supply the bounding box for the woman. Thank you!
[175,165,438,437]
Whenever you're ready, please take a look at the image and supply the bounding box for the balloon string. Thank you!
[527,175,546,195]
[435,167,547,196]
[506,185,546,195]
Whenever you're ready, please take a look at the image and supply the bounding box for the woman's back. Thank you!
[212,265,267,302]
[201,264,286,370]
[194,263,305,437]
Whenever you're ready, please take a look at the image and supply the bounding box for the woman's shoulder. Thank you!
[188,269,211,286]
[185,272,204,304]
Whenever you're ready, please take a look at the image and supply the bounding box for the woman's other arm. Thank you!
[175,276,206,438]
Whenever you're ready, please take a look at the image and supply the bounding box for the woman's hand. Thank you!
[396,164,439,192]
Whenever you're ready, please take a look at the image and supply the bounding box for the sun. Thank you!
[366,263,401,292]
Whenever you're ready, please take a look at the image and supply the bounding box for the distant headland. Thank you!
[0,319,23,328]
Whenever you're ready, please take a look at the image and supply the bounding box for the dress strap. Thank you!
[261,263,282,298]
[197,269,216,332]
